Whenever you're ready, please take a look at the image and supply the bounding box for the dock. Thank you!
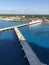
[14,27,45,65]
[17,23,28,28]
[0,26,14,31]
[0,22,46,65]
[0,21,42,31]
[0,23,29,31]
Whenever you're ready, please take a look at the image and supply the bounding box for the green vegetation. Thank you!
[33,15,49,19]
[0,14,49,19]
[0,14,49,21]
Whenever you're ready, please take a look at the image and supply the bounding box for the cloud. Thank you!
[0,9,33,14]
[0,9,49,14]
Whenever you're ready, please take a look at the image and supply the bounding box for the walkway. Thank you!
[0,22,46,65]
[14,27,45,65]
[0,21,42,31]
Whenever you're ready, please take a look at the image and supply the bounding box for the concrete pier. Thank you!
[30,20,42,24]
[14,27,45,65]
[0,23,28,31]
[0,22,46,65]
[0,26,14,31]
[0,21,42,31]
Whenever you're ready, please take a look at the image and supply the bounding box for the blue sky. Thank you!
[0,0,49,14]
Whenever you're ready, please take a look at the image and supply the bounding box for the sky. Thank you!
[0,0,49,14]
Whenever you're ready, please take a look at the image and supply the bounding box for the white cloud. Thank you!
[0,9,49,14]
[0,9,33,14]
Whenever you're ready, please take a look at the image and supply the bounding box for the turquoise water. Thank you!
[0,29,29,65]
[19,23,49,64]
[0,20,49,64]
[0,20,27,28]
[19,23,49,48]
